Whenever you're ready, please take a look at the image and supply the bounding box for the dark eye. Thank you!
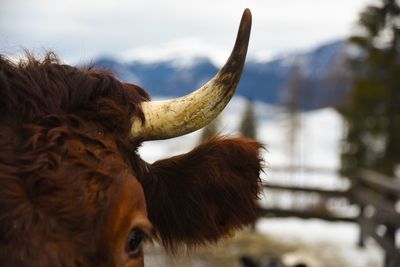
[126,229,145,257]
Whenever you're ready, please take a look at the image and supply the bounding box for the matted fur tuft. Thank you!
[0,53,149,129]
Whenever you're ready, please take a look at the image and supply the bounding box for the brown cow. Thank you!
[0,9,263,267]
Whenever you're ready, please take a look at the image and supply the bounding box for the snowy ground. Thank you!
[139,96,384,266]
[257,218,383,267]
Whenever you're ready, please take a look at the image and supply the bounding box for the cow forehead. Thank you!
[61,129,151,267]
[63,129,150,234]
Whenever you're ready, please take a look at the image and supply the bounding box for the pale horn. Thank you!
[131,9,252,141]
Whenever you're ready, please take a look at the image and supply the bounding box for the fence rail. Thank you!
[269,165,337,174]
[357,170,400,194]
[264,183,350,197]
[259,207,357,223]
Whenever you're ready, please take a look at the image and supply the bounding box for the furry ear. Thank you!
[143,136,264,251]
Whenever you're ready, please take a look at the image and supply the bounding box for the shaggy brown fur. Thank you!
[0,53,149,266]
[0,53,264,266]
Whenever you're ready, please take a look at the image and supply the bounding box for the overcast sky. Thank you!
[1,0,370,65]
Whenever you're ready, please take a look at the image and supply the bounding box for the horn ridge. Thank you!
[131,9,252,141]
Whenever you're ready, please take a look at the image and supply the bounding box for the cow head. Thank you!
[0,9,263,267]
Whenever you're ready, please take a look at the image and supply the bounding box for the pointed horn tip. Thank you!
[242,8,252,26]
[243,8,252,19]
[234,9,252,52]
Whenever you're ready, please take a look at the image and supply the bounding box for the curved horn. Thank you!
[131,9,252,141]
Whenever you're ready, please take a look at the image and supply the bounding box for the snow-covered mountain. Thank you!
[92,40,350,110]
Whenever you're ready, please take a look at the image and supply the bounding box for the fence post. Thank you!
[351,175,366,248]
[357,205,365,248]
[384,191,398,267]
[384,224,396,267]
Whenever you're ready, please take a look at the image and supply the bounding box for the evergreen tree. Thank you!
[283,65,305,168]
[239,100,257,139]
[342,0,400,176]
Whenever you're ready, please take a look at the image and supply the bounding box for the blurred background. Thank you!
[1,0,399,266]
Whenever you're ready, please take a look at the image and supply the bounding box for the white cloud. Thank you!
[121,37,229,66]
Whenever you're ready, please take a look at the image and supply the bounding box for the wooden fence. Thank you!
[352,170,400,267]
[259,167,400,267]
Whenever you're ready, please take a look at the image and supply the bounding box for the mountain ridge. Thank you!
[93,39,349,110]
